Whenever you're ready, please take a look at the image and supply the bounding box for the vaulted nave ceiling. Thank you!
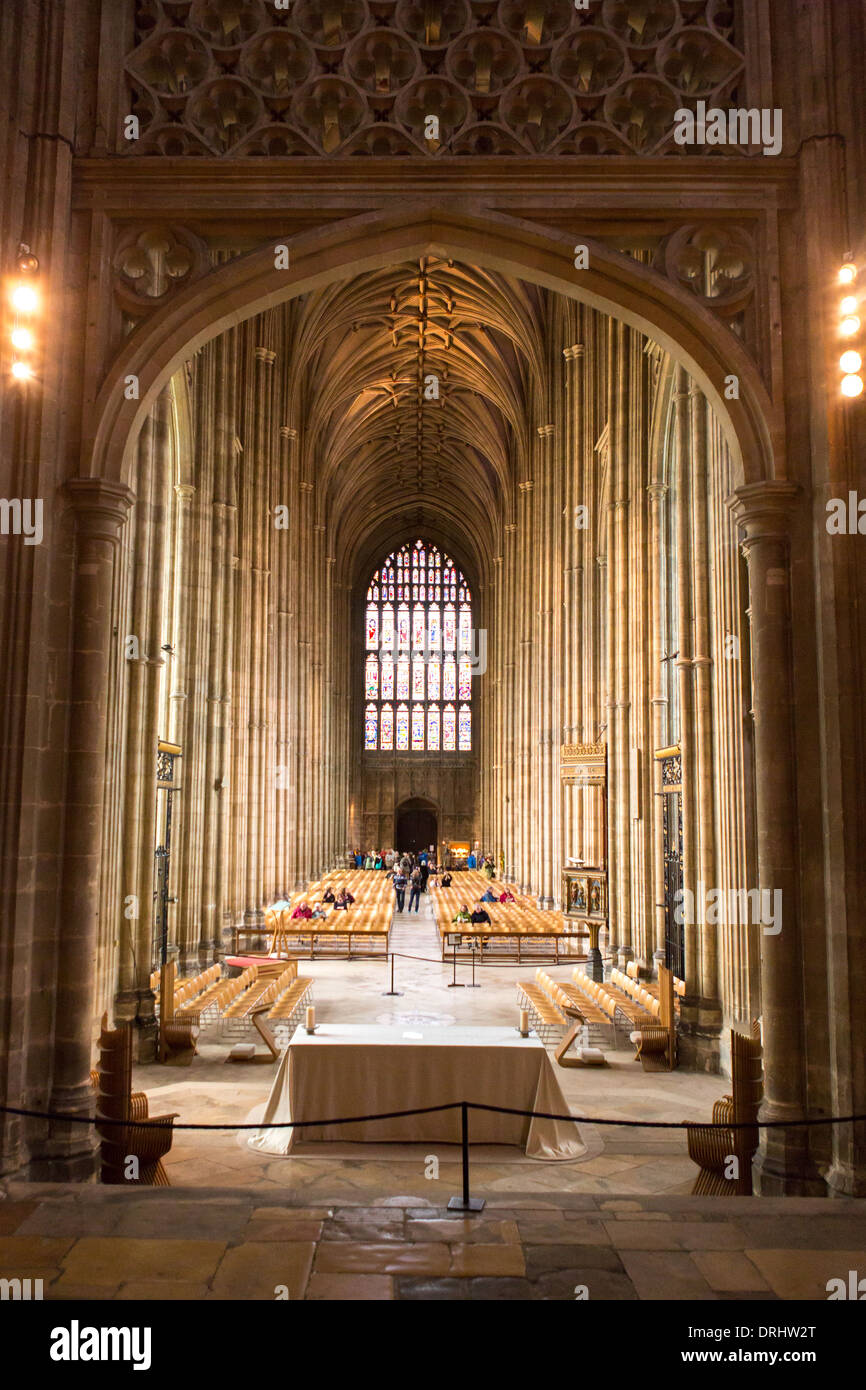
[282,257,549,585]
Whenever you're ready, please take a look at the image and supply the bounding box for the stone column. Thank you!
[535,425,557,907]
[647,482,669,959]
[731,480,819,1194]
[47,478,134,1178]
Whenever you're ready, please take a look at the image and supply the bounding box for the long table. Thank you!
[248,1024,586,1162]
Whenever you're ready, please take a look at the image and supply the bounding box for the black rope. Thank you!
[2,1100,864,1133]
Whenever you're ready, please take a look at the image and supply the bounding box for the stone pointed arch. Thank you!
[85,204,781,490]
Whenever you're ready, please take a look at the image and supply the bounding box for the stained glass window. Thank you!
[443,703,456,751]
[411,703,424,750]
[364,540,473,751]
[381,703,394,749]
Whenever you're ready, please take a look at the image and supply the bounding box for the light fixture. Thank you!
[11,360,32,381]
[11,326,33,351]
[839,261,857,285]
[840,296,858,316]
[841,374,864,398]
[15,245,39,275]
[840,315,861,337]
[840,350,863,373]
[11,283,38,313]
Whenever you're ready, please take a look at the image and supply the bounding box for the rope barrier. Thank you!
[2,1100,864,1133]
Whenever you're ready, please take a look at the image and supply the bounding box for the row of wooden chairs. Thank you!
[181,965,257,1023]
[625,958,686,998]
[515,978,568,1044]
[220,965,298,1034]
[610,967,662,1019]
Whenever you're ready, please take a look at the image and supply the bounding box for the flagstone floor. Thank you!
[1,1186,864,1301]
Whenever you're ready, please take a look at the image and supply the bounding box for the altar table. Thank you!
[248,1024,585,1161]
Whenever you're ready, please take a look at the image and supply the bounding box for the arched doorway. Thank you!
[395,799,438,857]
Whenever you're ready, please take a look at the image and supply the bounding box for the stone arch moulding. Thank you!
[84,205,783,491]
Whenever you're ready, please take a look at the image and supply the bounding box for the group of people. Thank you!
[451,886,515,927]
[353,847,498,877]
[269,886,356,921]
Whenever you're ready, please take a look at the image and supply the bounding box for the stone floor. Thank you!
[1,1185,864,1301]
[133,899,729,1198]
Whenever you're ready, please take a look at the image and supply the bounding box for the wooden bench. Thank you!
[157,961,201,1061]
[628,963,677,1070]
[687,1022,762,1194]
[93,1014,176,1185]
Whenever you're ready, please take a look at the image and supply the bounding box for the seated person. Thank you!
[441,872,453,887]
[480,887,496,902]
[333,889,354,910]
[310,903,328,920]
[292,902,313,919]
[499,889,515,903]
[322,888,336,903]
[470,902,491,925]
[452,904,472,924]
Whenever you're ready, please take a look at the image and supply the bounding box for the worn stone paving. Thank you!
[1,1186,864,1301]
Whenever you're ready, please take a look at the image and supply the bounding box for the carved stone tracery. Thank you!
[123,0,747,158]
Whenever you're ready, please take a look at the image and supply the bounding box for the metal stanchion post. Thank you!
[447,935,465,988]
[382,951,403,997]
[449,1102,484,1212]
[466,938,480,987]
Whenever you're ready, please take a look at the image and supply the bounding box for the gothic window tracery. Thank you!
[364,539,472,751]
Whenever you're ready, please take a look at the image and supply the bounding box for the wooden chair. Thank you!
[629,963,677,1070]
[687,1022,763,1195]
[157,960,200,1061]
[93,1014,176,1185]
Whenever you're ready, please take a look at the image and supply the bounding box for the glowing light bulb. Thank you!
[840,296,858,316]
[840,315,861,338]
[841,374,864,398]
[11,284,38,313]
[11,327,33,351]
[839,263,857,285]
[840,351,863,373]
[11,360,32,381]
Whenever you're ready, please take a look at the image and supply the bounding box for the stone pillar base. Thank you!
[676,998,723,1074]
[753,1115,826,1197]
[37,1083,99,1182]
[586,947,604,983]
[616,946,634,969]
[824,1160,866,1199]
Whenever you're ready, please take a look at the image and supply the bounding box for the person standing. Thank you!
[393,868,407,912]
[408,865,422,913]
[419,858,430,893]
